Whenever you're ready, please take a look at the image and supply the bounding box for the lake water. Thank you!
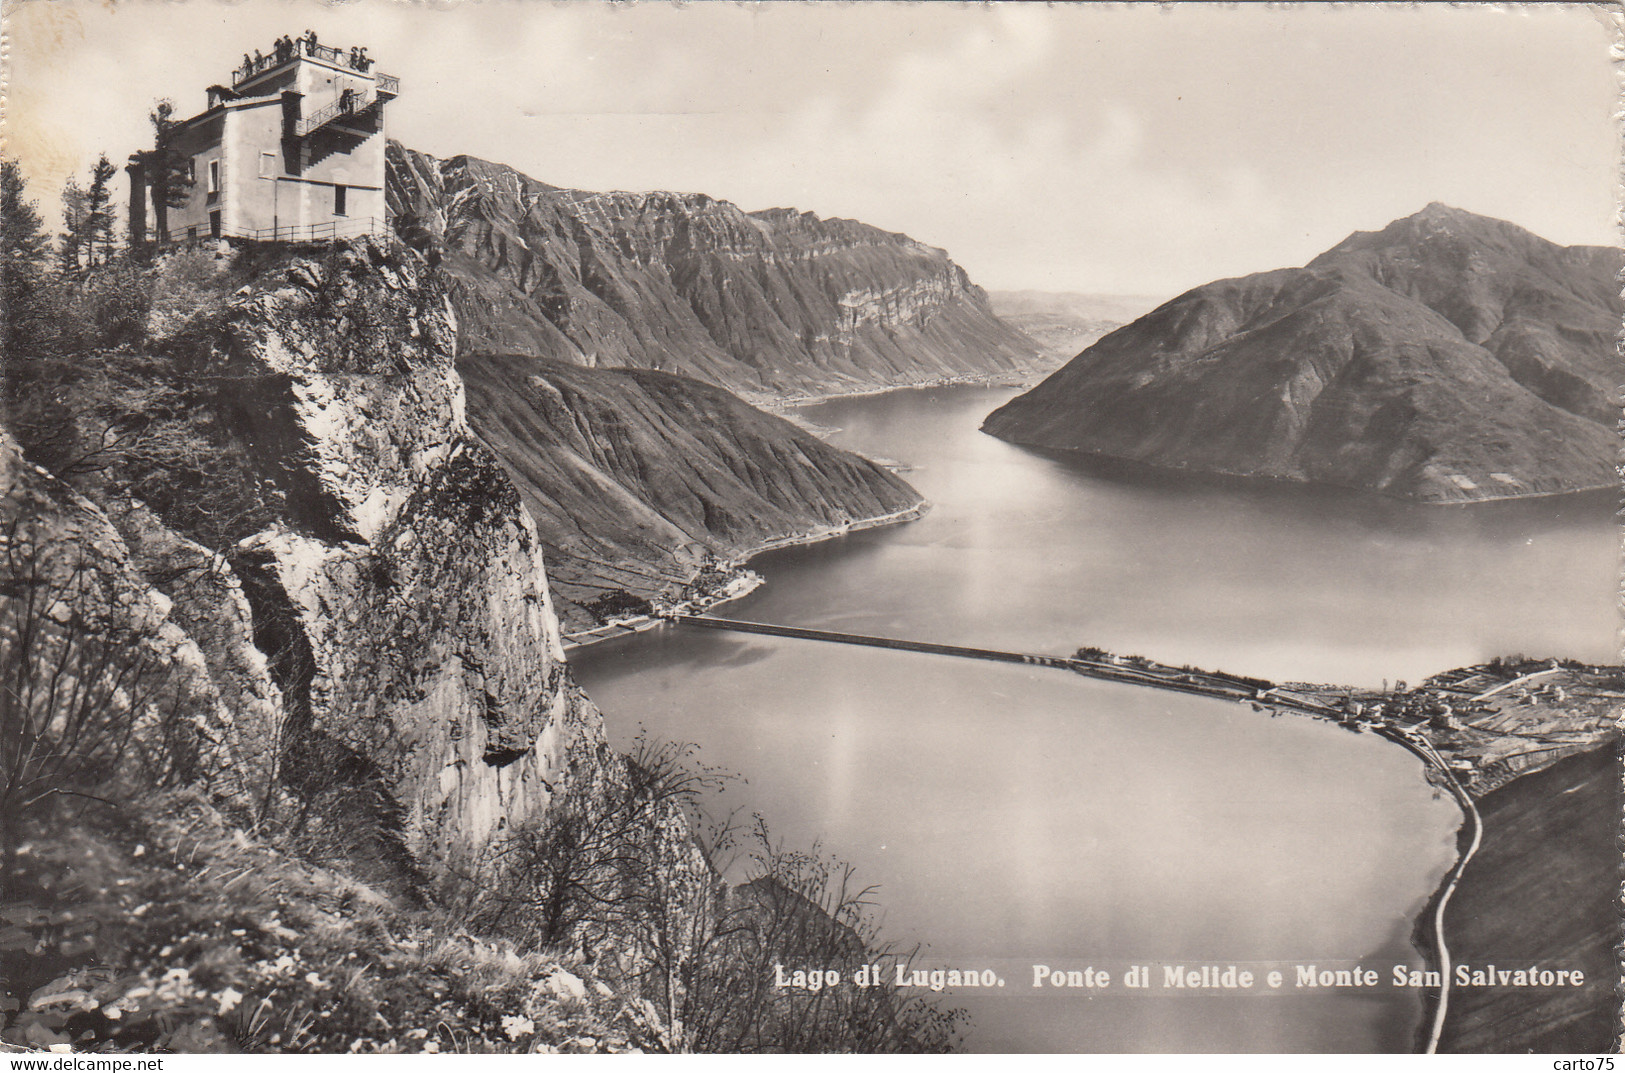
[570,385,1618,1052]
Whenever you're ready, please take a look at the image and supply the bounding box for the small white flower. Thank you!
[216,988,244,1015]
[303,972,327,989]
[423,1040,440,1054]
[501,1015,535,1041]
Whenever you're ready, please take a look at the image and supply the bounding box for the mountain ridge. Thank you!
[458,352,924,630]
[387,143,1046,401]
[983,204,1623,503]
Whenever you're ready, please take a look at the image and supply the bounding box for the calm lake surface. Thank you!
[571,385,1617,1052]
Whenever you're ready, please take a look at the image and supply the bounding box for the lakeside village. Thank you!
[1254,657,1618,799]
[1073,630,1617,796]
[1065,646,1618,802]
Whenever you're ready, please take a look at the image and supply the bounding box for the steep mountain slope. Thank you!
[387,144,1044,401]
[460,353,923,630]
[983,205,1623,502]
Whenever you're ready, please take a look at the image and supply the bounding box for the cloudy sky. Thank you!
[5,1,1619,295]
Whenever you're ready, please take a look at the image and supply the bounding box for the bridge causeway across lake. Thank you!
[665,613,1339,717]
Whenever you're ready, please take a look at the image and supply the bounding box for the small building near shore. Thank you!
[128,36,398,244]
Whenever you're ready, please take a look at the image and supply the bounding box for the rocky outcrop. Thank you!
[460,352,923,630]
[3,237,934,1050]
[983,205,1624,502]
[3,238,627,882]
[387,144,1045,401]
[195,237,616,875]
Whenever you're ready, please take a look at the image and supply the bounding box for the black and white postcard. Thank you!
[2,0,1619,1056]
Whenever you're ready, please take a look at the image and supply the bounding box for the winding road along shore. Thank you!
[1377,729,1483,1053]
[1414,744,1621,1053]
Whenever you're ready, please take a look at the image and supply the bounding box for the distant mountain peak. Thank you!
[985,206,1623,503]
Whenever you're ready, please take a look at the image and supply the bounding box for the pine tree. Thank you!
[1,158,53,353]
[60,176,86,275]
[83,155,118,267]
[137,100,194,243]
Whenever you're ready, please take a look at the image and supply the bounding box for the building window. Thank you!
[259,152,277,178]
[207,160,220,194]
[333,185,347,216]
[187,159,196,183]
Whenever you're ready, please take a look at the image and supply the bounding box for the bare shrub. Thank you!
[0,511,195,871]
[471,737,962,1052]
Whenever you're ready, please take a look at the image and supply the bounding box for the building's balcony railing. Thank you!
[238,216,391,243]
[230,42,393,88]
[376,73,400,97]
[303,42,347,66]
[144,216,392,246]
[296,90,379,137]
[232,53,283,87]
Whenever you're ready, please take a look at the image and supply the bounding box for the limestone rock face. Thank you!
[6,237,723,984]
[983,204,1623,502]
[111,499,286,801]
[200,237,610,873]
[7,238,615,875]
[386,144,1044,400]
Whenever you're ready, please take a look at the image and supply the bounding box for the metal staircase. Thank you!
[296,89,380,137]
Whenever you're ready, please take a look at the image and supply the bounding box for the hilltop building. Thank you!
[128,34,398,244]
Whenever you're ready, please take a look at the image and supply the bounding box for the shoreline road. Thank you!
[1401,732,1484,1054]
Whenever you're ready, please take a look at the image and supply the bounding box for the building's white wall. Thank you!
[163,114,225,239]
[226,100,293,236]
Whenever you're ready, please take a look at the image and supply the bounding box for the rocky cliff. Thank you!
[3,239,617,882]
[2,236,958,1053]
[386,144,1044,401]
[983,204,1624,502]
[212,241,613,878]
[460,353,923,630]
